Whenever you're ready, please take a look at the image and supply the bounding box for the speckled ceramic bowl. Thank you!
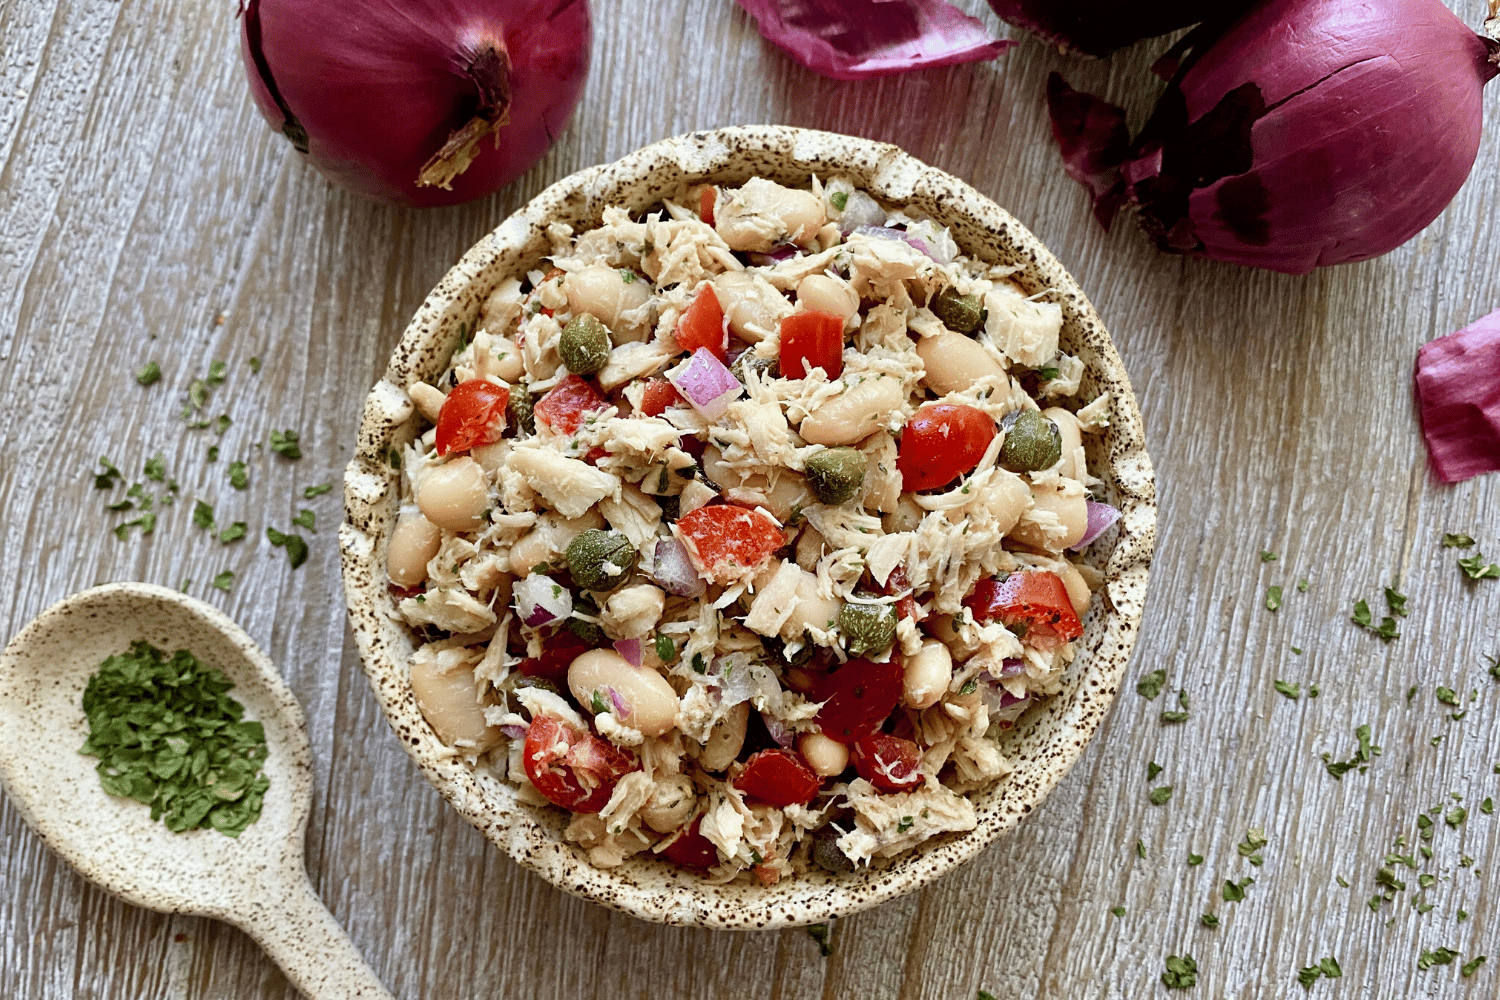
[340,125,1156,929]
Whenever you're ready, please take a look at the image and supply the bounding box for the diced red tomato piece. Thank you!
[639,378,685,417]
[779,311,845,380]
[660,815,721,869]
[964,570,1083,650]
[812,656,905,744]
[699,187,717,227]
[850,734,925,794]
[516,627,593,683]
[676,504,784,581]
[522,715,636,814]
[897,403,996,492]
[733,749,821,807]
[534,374,607,436]
[676,284,727,360]
[879,565,919,623]
[434,379,510,456]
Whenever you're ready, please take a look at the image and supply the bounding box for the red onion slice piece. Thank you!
[513,573,572,627]
[499,724,528,741]
[1415,308,1500,483]
[761,712,797,749]
[613,638,643,668]
[646,538,706,598]
[607,686,632,719]
[1071,501,1122,550]
[667,347,743,421]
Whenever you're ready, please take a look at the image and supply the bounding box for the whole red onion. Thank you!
[988,1,1255,57]
[1050,0,1500,274]
[239,0,591,207]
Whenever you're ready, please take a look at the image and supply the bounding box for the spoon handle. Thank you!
[231,867,396,1000]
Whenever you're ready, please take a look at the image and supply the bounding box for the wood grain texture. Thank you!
[2,1,1498,997]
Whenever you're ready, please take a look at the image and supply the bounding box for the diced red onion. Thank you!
[612,638,643,668]
[1415,308,1500,484]
[1071,501,1122,550]
[710,654,757,706]
[606,686,632,719]
[836,190,887,235]
[513,573,571,627]
[646,538,706,597]
[734,0,1012,81]
[978,675,1031,725]
[499,724,527,740]
[852,225,936,262]
[239,0,591,207]
[761,713,796,749]
[745,243,800,267]
[667,347,743,421]
[998,657,1027,679]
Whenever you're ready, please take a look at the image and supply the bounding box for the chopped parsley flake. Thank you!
[1160,688,1190,724]
[1160,955,1198,989]
[94,456,124,489]
[1223,877,1254,902]
[1136,839,1146,859]
[1149,786,1173,806]
[1147,761,1163,780]
[1274,680,1301,699]
[1435,686,1458,705]
[218,522,247,544]
[654,634,675,662]
[1266,585,1283,611]
[143,453,167,482]
[212,570,234,591]
[1136,669,1166,700]
[1385,586,1408,617]
[897,815,914,833]
[829,191,848,212]
[1462,956,1486,977]
[1445,806,1467,828]
[292,509,316,532]
[1110,906,1125,917]
[228,461,249,489]
[269,429,302,459]
[1441,533,1476,548]
[1237,828,1268,858]
[807,923,832,957]
[303,483,333,499]
[135,361,161,386]
[1201,913,1219,928]
[192,500,215,529]
[1481,798,1493,815]
[1187,853,1204,866]
[1458,554,1500,579]
[1322,724,1380,779]
[248,356,262,374]
[1261,550,1277,562]
[265,527,309,569]
[1418,947,1460,971]
[212,414,231,435]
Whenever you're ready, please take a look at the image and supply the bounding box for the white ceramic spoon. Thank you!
[0,583,394,1000]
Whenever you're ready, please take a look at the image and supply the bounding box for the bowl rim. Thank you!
[339,124,1157,929]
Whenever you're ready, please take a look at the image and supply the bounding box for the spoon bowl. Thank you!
[0,583,392,1000]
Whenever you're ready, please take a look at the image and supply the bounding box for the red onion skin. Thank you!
[1124,0,1499,273]
[239,0,591,207]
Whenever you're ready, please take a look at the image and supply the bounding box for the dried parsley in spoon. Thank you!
[79,640,270,836]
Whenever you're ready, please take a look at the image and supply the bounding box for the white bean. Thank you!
[776,188,826,245]
[1043,406,1083,480]
[903,640,952,710]
[406,381,446,423]
[713,271,792,342]
[1009,484,1088,552]
[798,732,848,777]
[410,652,497,749]
[565,264,651,340]
[799,375,904,446]
[796,274,858,324]
[417,457,489,531]
[781,570,840,640]
[916,329,1005,395]
[567,649,680,738]
[507,510,604,575]
[926,614,980,659]
[1055,560,1092,616]
[882,493,925,534]
[479,332,525,383]
[387,509,442,588]
[640,774,697,833]
[697,701,749,772]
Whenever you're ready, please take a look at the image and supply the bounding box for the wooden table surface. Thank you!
[4,2,1499,997]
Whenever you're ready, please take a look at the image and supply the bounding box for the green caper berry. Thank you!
[565,528,637,591]
[565,616,606,644]
[510,674,562,698]
[804,447,867,505]
[559,314,612,375]
[507,384,535,435]
[731,352,780,384]
[762,632,814,668]
[838,602,897,656]
[812,823,855,873]
[1000,410,1062,472]
[932,287,985,334]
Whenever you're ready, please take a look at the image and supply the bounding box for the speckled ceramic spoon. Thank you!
[0,583,393,1000]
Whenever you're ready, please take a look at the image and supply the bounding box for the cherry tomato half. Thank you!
[733,748,821,807]
[676,504,784,582]
[897,403,996,492]
[676,284,727,360]
[522,715,636,814]
[699,187,717,227]
[534,373,607,436]
[779,311,845,380]
[434,379,511,456]
[812,656,905,744]
[660,815,721,869]
[850,734,924,794]
[964,570,1083,650]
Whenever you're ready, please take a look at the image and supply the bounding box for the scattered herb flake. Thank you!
[303,483,333,499]
[135,361,161,386]
[1385,586,1408,616]
[1187,853,1204,866]
[1418,947,1460,971]
[206,360,227,387]
[228,461,249,489]
[1297,578,1310,592]
[1136,669,1167,700]
[1297,966,1321,990]
[212,414,231,435]
[1435,686,1459,706]
[1149,786,1173,806]
[218,522,247,544]
[806,923,832,957]
[1322,725,1380,779]
[192,500,215,530]
[1441,533,1476,548]
[1274,680,1301,699]
[1223,877,1254,902]
[1136,839,1147,859]
[1462,956,1486,977]
[1352,599,1372,628]
[212,570,234,591]
[1147,761,1163,781]
[143,454,167,482]
[266,527,310,569]
[1482,798,1493,815]
[1161,955,1198,989]
[1261,550,1278,562]
[1201,913,1219,928]
[1160,688,1191,724]
[1237,828,1268,858]
[1458,555,1500,580]
[1445,806,1467,828]
[269,429,302,459]
[292,509,316,532]
[1266,585,1283,611]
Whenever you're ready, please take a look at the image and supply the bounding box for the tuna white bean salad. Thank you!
[388,174,1118,884]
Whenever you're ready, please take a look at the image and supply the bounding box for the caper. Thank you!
[837,601,897,656]
[507,384,535,435]
[762,632,814,668]
[804,447,867,505]
[559,314,612,376]
[565,528,637,591]
[812,823,855,874]
[511,674,562,698]
[731,352,780,384]
[999,409,1062,472]
[931,287,985,334]
[565,616,605,645]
